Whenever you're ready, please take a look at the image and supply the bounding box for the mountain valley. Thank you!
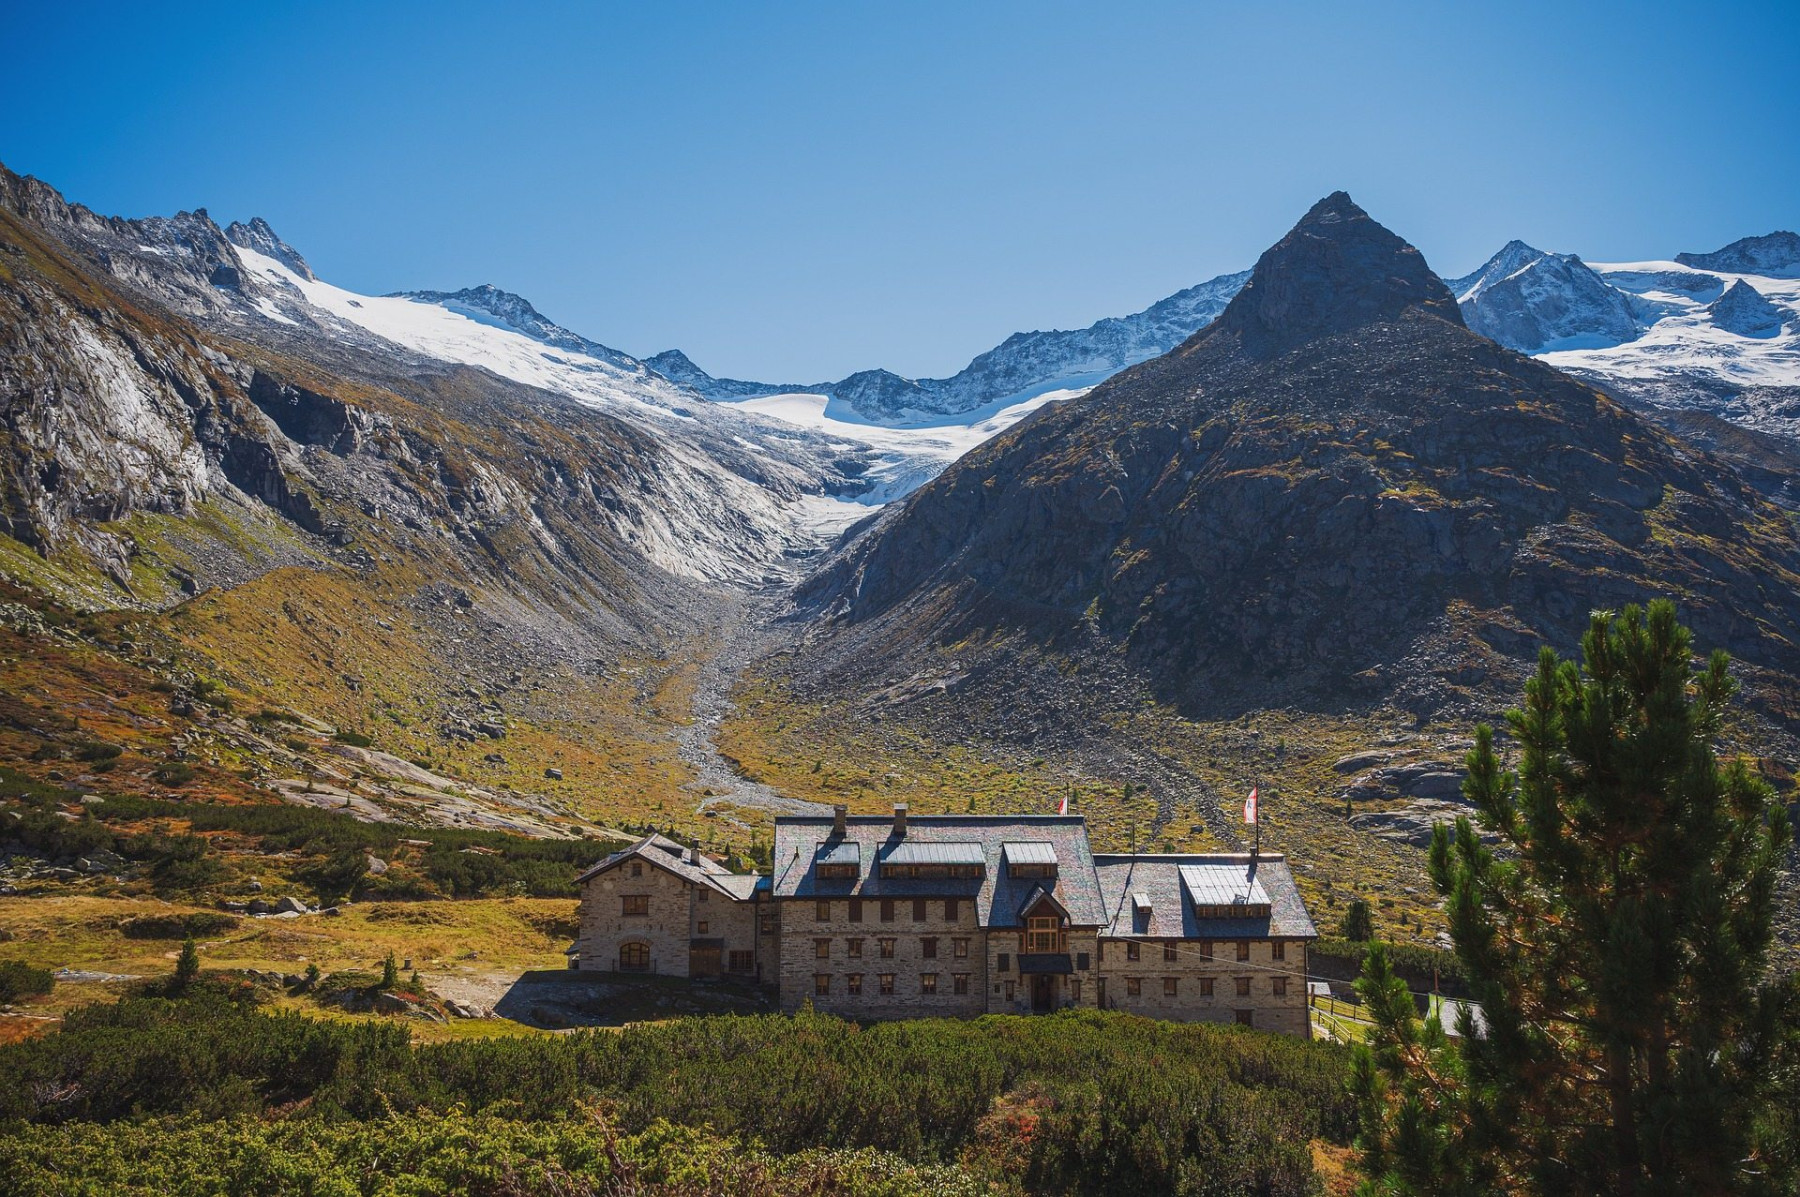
[1,162,1797,957]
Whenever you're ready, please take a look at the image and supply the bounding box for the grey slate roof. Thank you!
[815,841,861,867]
[771,814,1107,928]
[1092,854,1318,940]
[575,832,749,900]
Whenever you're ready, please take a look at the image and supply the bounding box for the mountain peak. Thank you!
[224,217,316,281]
[1211,192,1463,356]
[1676,231,1800,278]
[1708,279,1787,338]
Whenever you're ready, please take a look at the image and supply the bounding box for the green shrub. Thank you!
[0,994,1352,1195]
[332,730,374,748]
[119,913,239,940]
[151,763,196,787]
[0,959,55,1003]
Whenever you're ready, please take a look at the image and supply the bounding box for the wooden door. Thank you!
[1031,974,1055,1012]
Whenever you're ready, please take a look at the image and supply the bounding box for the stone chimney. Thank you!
[832,805,847,837]
[893,803,908,836]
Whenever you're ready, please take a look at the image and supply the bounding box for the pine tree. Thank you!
[174,937,200,990]
[1340,897,1376,942]
[1350,602,1794,1196]
[380,952,398,990]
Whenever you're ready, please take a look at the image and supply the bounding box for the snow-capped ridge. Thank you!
[1447,241,1639,352]
[389,284,645,372]
[224,217,315,281]
[1676,232,1800,278]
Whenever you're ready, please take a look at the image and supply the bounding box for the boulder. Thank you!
[365,855,388,875]
[544,768,563,781]
[273,895,310,914]
[247,898,273,914]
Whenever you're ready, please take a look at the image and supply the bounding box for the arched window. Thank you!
[619,942,650,971]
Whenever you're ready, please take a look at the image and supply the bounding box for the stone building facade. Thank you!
[574,809,1317,1036]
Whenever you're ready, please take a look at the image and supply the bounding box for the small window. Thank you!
[1126,942,1140,962]
[922,937,938,959]
[944,898,960,921]
[1076,951,1090,971]
[954,937,970,959]
[1199,940,1213,962]
[1236,940,1250,962]
[1163,977,1178,997]
[631,862,643,877]
[699,891,709,903]
[953,973,970,995]
[1272,976,1288,997]
[727,950,754,973]
[1198,977,1214,996]
[879,938,896,959]
[1163,943,1178,963]
[1126,977,1142,997]
[814,973,831,996]
[847,938,864,959]
[879,973,896,996]
[816,900,831,922]
[998,953,1011,973]
[880,899,895,922]
[1236,976,1251,996]
[848,898,863,923]
[619,942,649,971]
[1070,979,1081,1002]
[697,920,709,934]
[622,895,649,916]
[814,938,831,959]
[847,973,863,995]
[1235,1009,1254,1028]
[1271,941,1285,961]
[912,898,927,922]
[760,917,774,934]
[1003,980,1015,1002]
[921,972,938,995]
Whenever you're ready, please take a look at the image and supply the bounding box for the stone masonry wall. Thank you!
[577,862,695,977]
[1095,937,1309,1036]
[779,895,987,1018]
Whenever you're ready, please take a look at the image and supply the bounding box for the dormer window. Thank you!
[1003,842,1058,879]
[815,841,861,881]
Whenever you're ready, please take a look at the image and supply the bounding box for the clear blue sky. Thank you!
[4,1,1795,381]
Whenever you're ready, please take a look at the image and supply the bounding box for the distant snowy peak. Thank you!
[661,266,1253,421]
[224,217,315,281]
[1447,240,1639,352]
[1709,279,1788,338]
[389,284,645,371]
[1676,231,1800,278]
[644,349,794,399]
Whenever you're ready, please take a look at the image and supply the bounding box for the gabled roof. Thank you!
[771,814,1106,928]
[1017,884,1071,922]
[1092,853,1317,940]
[576,832,753,901]
[815,841,861,867]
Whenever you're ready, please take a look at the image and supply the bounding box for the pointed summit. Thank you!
[1212,191,1462,356]
[224,217,316,281]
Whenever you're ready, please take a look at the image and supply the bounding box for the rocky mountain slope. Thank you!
[789,194,1800,732]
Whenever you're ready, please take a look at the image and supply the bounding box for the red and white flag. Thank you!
[1243,787,1258,824]
[1057,792,1070,816]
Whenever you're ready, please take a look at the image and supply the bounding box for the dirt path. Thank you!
[676,588,831,821]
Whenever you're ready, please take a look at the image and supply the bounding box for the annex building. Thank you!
[574,804,1317,1036]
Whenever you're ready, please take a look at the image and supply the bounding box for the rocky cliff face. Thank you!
[793,194,1800,724]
